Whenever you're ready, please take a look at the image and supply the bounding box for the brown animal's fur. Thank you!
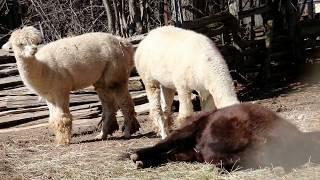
[130,103,320,170]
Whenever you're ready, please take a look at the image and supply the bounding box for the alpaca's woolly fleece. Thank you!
[134,26,239,139]
[9,26,140,145]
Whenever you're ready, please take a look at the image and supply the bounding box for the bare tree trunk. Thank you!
[163,0,169,25]
[102,0,115,34]
[181,0,193,21]
[112,0,120,35]
[139,0,146,22]
[119,0,129,37]
[160,0,165,25]
[143,0,151,30]
[118,0,124,36]
[171,0,183,26]
[129,0,143,35]
[228,0,239,19]
[90,0,94,24]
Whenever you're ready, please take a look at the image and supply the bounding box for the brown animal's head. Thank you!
[9,26,42,59]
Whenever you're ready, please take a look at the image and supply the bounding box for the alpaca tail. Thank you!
[117,36,135,72]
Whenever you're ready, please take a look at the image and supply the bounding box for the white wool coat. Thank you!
[135,26,239,108]
[15,32,133,99]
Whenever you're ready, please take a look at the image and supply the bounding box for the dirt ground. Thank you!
[1,68,320,179]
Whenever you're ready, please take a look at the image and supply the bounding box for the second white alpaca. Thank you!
[134,26,239,139]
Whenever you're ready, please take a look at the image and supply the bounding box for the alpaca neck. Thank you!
[16,56,41,76]
[15,56,43,91]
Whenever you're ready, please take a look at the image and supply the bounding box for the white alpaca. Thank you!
[8,26,140,145]
[134,26,239,139]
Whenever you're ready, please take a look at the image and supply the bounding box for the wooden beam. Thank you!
[181,11,233,30]
[238,5,271,19]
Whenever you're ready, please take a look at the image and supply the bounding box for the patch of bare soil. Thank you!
[1,78,320,179]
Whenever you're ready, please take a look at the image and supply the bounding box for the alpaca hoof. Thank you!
[108,119,120,134]
[122,118,141,137]
[56,137,71,145]
[95,131,108,140]
[130,153,139,162]
[55,143,69,147]
[160,132,168,140]
[99,117,119,138]
[131,119,141,134]
[151,123,160,135]
[123,129,131,139]
[135,161,144,169]
[55,132,71,145]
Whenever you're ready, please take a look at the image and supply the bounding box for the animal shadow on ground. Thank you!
[236,62,320,102]
[75,131,158,144]
[128,104,320,172]
[172,81,311,112]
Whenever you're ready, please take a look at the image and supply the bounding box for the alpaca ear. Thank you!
[1,41,12,51]
[22,26,43,44]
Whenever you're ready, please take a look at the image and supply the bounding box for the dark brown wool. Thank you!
[130,103,320,170]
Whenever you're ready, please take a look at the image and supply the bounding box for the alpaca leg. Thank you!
[112,83,140,138]
[160,86,175,131]
[145,81,168,139]
[131,119,200,168]
[176,89,193,127]
[199,91,216,112]
[94,84,119,139]
[47,94,72,145]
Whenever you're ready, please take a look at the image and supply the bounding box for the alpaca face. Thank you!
[12,40,38,58]
[9,26,42,59]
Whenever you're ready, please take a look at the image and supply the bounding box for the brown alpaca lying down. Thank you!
[130,103,320,170]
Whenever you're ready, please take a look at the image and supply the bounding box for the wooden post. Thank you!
[288,0,304,70]
[171,0,183,26]
[308,0,314,18]
[160,0,169,25]
[6,0,22,30]
[177,0,184,23]
[171,0,177,23]
[250,0,255,40]
[164,0,169,25]
[102,0,115,34]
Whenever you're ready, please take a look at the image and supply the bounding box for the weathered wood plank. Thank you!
[0,67,19,78]
[0,75,143,92]
[0,86,32,96]
[0,49,15,64]
[0,75,23,89]
[181,11,232,30]
[0,101,149,130]
[1,94,99,110]
[0,123,48,133]
[0,90,146,110]
[129,76,144,91]
[0,116,102,134]
[0,63,16,70]
[0,91,147,128]
[0,102,101,129]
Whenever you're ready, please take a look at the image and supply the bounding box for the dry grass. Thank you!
[0,133,219,179]
[1,82,320,179]
[2,134,320,180]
